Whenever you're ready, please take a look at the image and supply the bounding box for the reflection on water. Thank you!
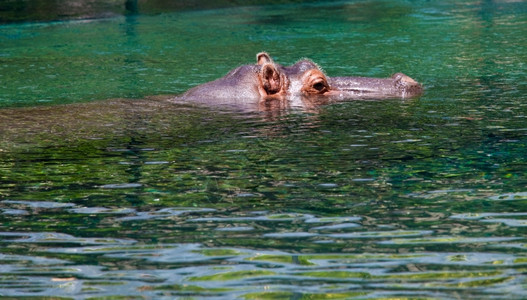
[1,0,527,299]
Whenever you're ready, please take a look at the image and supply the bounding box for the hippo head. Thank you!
[263,52,422,100]
[180,52,422,108]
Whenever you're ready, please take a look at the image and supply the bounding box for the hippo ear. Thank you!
[257,52,273,65]
[259,63,282,95]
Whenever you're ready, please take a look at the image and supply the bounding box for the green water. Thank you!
[1,1,527,299]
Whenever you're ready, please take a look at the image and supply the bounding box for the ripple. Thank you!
[188,268,276,282]
[69,207,136,214]
[1,200,75,209]
[318,183,338,188]
[424,252,520,266]
[5,241,526,298]
[305,216,362,223]
[215,226,254,232]
[489,192,527,201]
[225,149,248,153]
[0,253,69,265]
[311,223,360,231]
[117,207,216,221]
[263,232,318,238]
[490,243,527,250]
[1,208,29,215]
[391,139,422,143]
[103,244,237,263]
[330,230,433,239]
[450,212,527,220]
[407,189,474,198]
[246,250,520,267]
[480,218,527,227]
[380,236,520,245]
[236,192,259,197]
[10,265,103,277]
[144,161,170,165]
[189,213,314,223]
[351,178,375,182]
[99,183,143,189]
[0,232,135,245]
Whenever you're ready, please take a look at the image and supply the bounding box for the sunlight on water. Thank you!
[1,199,526,298]
[1,0,527,299]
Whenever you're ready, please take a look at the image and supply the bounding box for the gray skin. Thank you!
[180,52,422,109]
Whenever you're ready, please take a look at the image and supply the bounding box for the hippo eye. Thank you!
[312,80,328,93]
[301,70,329,95]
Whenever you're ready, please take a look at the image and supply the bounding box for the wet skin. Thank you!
[180,52,422,109]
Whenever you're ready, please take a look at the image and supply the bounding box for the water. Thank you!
[1,0,527,298]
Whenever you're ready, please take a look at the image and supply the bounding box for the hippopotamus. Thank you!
[179,52,422,110]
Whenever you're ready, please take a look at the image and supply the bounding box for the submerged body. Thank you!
[180,52,422,110]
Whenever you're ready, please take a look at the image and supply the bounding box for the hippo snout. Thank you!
[392,73,423,97]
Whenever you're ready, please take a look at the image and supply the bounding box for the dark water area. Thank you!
[1,0,527,299]
[0,0,315,24]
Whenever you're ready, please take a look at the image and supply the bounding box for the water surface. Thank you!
[1,1,527,299]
